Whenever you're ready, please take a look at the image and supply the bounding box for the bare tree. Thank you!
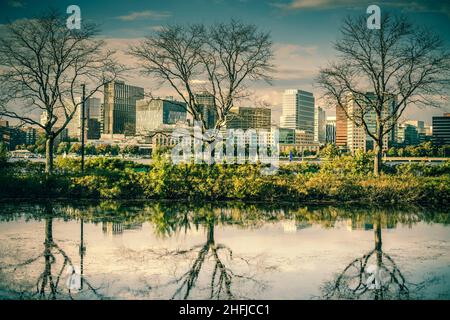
[0,10,123,173]
[317,13,450,176]
[128,20,274,139]
[0,208,105,299]
[153,221,268,300]
[321,215,425,300]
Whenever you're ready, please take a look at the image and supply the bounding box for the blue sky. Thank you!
[2,0,450,123]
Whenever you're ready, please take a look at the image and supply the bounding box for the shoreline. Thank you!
[0,197,447,211]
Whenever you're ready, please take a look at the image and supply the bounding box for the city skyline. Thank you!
[1,0,450,124]
[1,1,450,307]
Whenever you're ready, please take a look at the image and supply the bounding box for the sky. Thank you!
[1,0,450,124]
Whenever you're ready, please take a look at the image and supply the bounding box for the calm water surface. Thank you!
[0,201,449,300]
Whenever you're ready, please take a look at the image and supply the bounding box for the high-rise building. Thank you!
[9,128,26,150]
[395,120,430,146]
[325,116,336,144]
[314,106,326,143]
[336,105,348,148]
[280,90,314,136]
[345,93,390,154]
[404,120,427,144]
[226,106,271,130]
[346,109,367,153]
[0,120,11,149]
[195,92,217,129]
[404,124,419,145]
[277,127,319,154]
[67,97,102,141]
[432,113,450,146]
[86,98,102,140]
[386,97,398,146]
[103,81,144,135]
[136,98,187,134]
[0,121,35,150]
[24,127,37,145]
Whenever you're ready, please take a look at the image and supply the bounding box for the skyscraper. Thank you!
[345,93,389,154]
[280,90,315,142]
[136,98,187,134]
[325,116,336,144]
[404,120,426,144]
[67,97,102,140]
[226,106,271,130]
[432,113,450,146]
[195,92,217,129]
[103,81,144,135]
[314,106,326,143]
[0,120,10,149]
[24,127,37,145]
[335,105,348,148]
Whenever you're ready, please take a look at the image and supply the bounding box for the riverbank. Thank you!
[1,156,449,205]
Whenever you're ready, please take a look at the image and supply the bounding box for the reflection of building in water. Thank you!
[102,222,143,236]
[282,220,312,233]
[346,219,396,231]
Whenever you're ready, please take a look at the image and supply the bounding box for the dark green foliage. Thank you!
[0,156,448,205]
[0,142,8,168]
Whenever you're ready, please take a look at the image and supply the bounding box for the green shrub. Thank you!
[393,161,450,177]
[321,151,374,176]
[0,142,8,168]
[1,156,449,205]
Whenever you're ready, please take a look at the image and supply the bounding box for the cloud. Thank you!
[116,10,172,21]
[7,0,25,8]
[273,43,322,81]
[274,0,450,17]
[274,0,353,10]
[148,25,164,32]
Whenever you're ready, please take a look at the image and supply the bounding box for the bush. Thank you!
[55,156,148,174]
[321,151,374,176]
[392,161,450,177]
[0,142,8,167]
[1,156,449,205]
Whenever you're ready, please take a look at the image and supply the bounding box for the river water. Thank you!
[0,201,449,300]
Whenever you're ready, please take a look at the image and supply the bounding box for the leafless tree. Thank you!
[158,221,268,300]
[0,215,106,299]
[128,20,274,140]
[0,10,123,173]
[317,13,450,176]
[321,216,423,300]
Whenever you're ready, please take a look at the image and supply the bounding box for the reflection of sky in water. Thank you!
[0,204,449,300]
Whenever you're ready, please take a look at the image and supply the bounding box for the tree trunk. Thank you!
[45,217,54,245]
[45,135,54,174]
[374,117,383,177]
[374,216,383,300]
[374,140,383,177]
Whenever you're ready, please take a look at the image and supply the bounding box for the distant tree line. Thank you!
[386,142,450,157]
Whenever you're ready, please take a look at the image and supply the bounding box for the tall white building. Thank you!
[326,116,336,144]
[280,90,315,142]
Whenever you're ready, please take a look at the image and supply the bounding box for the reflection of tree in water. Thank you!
[0,202,447,299]
[321,214,424,300]
[0,205,103,299]
[149,206,273,300]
